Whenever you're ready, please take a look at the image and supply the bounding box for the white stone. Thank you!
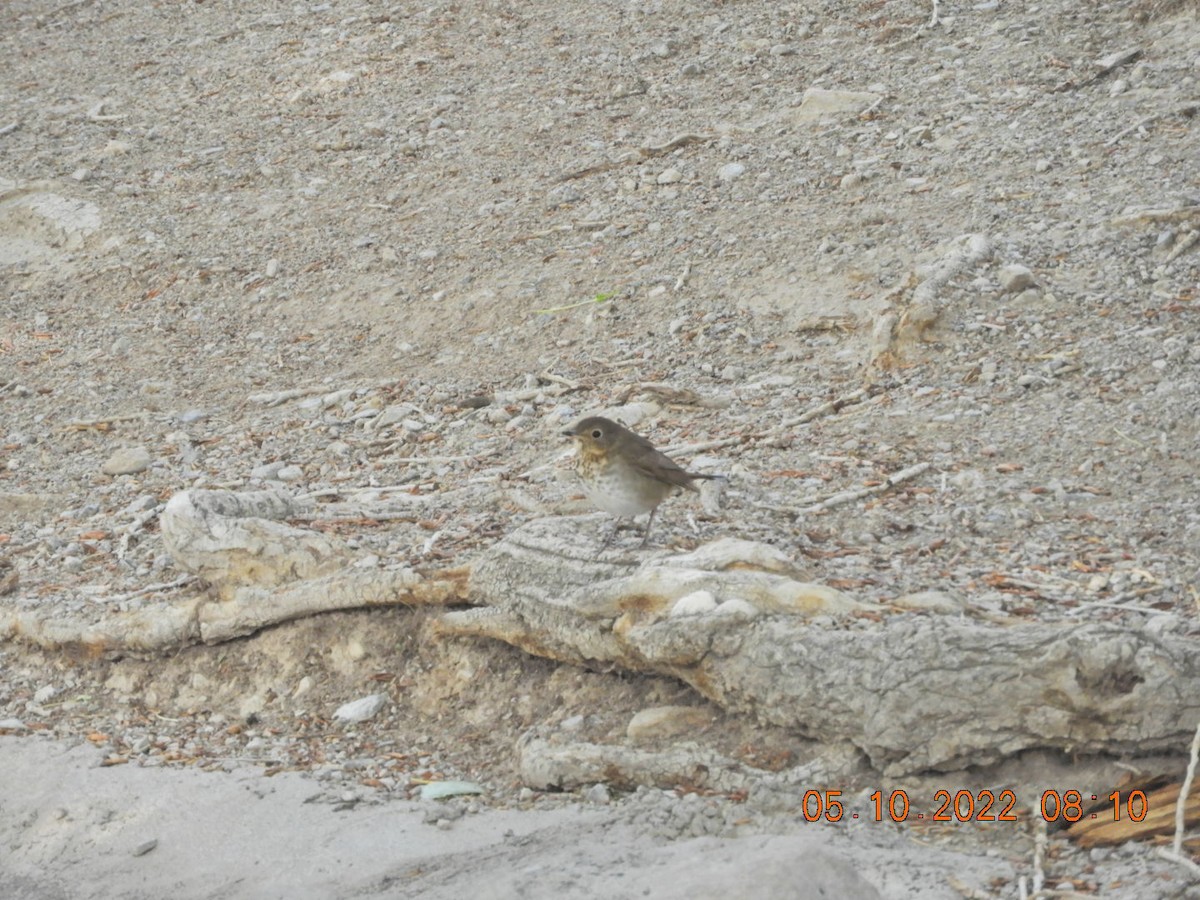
[627,705,713,742]
[998,264,1036,292]
[584,783,611,805]
[717,162,746,182]
[251,461,285,480]
[794,88,881,121]
[715,598,760,618]
[333,693,387,723]
[670,590,718,617]
[102,446,152,476]
[33,685,57,704]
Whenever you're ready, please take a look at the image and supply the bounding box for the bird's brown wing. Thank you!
[626,431,712,491]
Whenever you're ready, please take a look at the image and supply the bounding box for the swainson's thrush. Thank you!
[563,415,719,547]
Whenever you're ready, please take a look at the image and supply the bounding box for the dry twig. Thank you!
[662,387,876,456]
[1156,720,1200,876]
[557,133,713,182]
[798,462,931,514]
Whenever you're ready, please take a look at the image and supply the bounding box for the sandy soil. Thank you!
[2,735,1024,900]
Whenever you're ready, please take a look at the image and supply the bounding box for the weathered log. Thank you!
[160,488,350,599]
[8,490,1198,783]
[0,489,468,655]
[1,565,469,655]
[441,518,1200,777]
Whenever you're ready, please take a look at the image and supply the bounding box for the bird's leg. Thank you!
[599,517,622,552]
[639,508,657,548]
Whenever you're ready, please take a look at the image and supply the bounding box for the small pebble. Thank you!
[584,783,611,805]
[671,590,718,617]
[251,462,285,480]
[33,685,57,703]
[333,693,387,723]
[714,598,759,619]
[998,264,1035,293]
[628,706,713,742]
[717,162,746,182]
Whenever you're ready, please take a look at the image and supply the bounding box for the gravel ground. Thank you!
[2,0,1199,896]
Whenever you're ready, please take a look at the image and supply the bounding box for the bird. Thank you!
[563,415,720,548]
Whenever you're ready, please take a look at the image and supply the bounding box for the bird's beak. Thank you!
[562,429,576,438]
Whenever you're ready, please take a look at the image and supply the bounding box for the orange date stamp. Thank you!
[800,789,1150,824]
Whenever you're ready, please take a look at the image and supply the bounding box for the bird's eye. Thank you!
[591,429,603,439]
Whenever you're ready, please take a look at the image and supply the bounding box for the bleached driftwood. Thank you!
[868,233,992,370]
[438,521,862,670]
[440,518,1200,777]
[158,487,470,596]
[8,489,1199,783]
[159,488,351,600]
[1,565,466,655]
[0,488,467,654]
